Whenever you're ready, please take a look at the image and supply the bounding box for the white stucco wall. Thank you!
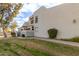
[48,3,79,39]
[33,7,49,38]
[33,3,79,39]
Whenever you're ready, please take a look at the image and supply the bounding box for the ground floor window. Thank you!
[32,26,34,30]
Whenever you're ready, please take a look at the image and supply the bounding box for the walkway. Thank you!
[18,37,79,47]
[33,37,79,47]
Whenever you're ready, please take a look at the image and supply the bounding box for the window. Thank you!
[25,28,30,30]
[31,20,34,24]
[32,26,34,30]
[30,17,34,24]
[35,16,38,23]
[23,26,27,30]
[21,29,23,31]
[30,16,33,20]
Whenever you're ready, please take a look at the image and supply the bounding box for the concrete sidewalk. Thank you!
[32,37,79,47]
[18,37,79,47]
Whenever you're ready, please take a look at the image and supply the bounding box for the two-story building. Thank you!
[18,16,35,37]
[19,3,79,39]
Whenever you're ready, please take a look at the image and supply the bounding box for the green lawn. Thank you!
[0,37,79,56]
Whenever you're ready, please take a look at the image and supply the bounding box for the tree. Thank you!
[10,22,17,37]
[10,21,17,32]
[0,3,23,37]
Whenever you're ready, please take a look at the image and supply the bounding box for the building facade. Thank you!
[20,3,79,39]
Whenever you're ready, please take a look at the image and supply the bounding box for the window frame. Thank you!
[35,16,38,23]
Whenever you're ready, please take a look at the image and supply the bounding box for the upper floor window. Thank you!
[30,16,34,24]
[35,16,38,23]
[30,16,34,20]
[31,20,34,24]
[21,29,23,31]
[25,28,30,30]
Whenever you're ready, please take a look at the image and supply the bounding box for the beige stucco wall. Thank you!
[33,3,79,39]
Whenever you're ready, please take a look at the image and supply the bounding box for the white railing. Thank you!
[21,30,34,37]
[26,30,34,36]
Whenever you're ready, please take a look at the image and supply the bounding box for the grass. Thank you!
[0,37,79,55]
[15,43,50,56]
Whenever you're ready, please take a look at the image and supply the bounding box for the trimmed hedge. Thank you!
[48,28,58,39]
[65,37,79,42]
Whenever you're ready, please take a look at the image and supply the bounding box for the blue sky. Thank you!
[13,3,63,28]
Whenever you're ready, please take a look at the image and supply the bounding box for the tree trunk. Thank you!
[0,10,7,38]
[3,28,7,38]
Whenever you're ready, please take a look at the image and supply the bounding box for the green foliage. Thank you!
[7,3,23,21]
[64,37,79,42]
[10,22,17,29]
[48,28,58,39]
[0,3,23,37]
[71,37,79,42]
[3,20,9,25]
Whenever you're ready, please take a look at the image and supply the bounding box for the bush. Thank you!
[11,32,16,37]
[48,28,58,39]
[69,37,79,42]
[62,37,79,43]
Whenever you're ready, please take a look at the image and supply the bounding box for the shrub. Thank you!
[69,37,79,42]
[11,32,16,37]
[62,37,79,43]
[48,28,58,39]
